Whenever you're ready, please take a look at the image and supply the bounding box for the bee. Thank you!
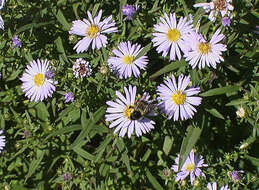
[78,63,87,76]
[130,93,157,120]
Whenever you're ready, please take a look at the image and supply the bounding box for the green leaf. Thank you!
[45,124,81,140]
[163,136,173,156]
[135,43,152,60]
[122,151,133,176]
[205,108,224,119]
[245,155,259,167]
[25,150,45,182]
[146,169,164,190]
[95,134,113,163]
[70,106,106,149]
[73,146,95,161]
[150,60,188,79]
[55,10,71,31]
[200,85,240,97]
[35,102,50,121]
[225,99,249,106]
[6,68,23,81]
[178,125,202,171]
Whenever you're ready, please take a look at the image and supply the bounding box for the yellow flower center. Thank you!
[172,91,186,105]
[87,25,100,38]
[34,73,45,87]
[185,163,196,172]
[214,0,227,10]
[124,105,134,119]
[199,42,212,54]
[167,28,181,42]
[123,55,134,64]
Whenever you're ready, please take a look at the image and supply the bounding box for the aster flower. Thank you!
[229,170,244,182]
[65,92,74,103]
[207,182,229,190]
[0,130,6,154]
[108,41,149,79]
[72,58,92,78]
[222,17,231,27]
[184,29,227,69]
[105,85,155,138]
[194,0,234,22]
[157,74,202,121]
[13,35,22,48]
[64,172,72,181]
[122,4,139,20]
[45,69,55,79]
[69,9,118,53]
[0,0,5,30]
[172,150,208,185]
[20,59,56,102]
[236,107,246,118]
[152,13,194,61]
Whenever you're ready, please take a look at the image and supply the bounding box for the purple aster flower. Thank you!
[13,35,22,48]
[0,130,6,154]
[122,5,138,20]
[45,70,55,80]
[69,9,118,53]
[64,172,72,181]
[172,150,208,185]
[65,92,74,103]
[222,17,231,27]
[108,41,149,79]
[72,58,92,78]
[0,72,2,79]
[152,13,194,61]
[157,74,202,121]
[207,182,229,190]
[230,170,244,181]
[105,85,155,138]
[194,0,234,22]
[0,0,5,30]
[254,25,259,35]
[184,29,227,69]
[20,59,56,102]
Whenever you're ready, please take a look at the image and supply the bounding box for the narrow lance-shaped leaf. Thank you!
[146,168,164,190]
[178,125,203,171]
[150,60,188,79]
[135,43,152,60]
[200,85,240,97]
[25,150,45,182]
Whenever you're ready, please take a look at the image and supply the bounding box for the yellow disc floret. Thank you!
[124,105,134,119]
[34,73,45,87]
[87,25,100,38]
[185,163,196,172]
[167,28,181,42]
[172,91,186,105]
[123,55,134,65]
[199,42,212,55]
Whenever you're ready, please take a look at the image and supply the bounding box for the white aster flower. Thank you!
[69,9,118,53]
[236,106,246,118]
[184,29,227,69]
[0,130,5,154]
[194,0,234,22]
[172,150,208,185]
[108,41,149,79]
[105,85,155,138]
[152,13,194,61]
[157,74,202,121]
[20,59,56,102]
[72,58,92,78]
[207,182,230,190]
